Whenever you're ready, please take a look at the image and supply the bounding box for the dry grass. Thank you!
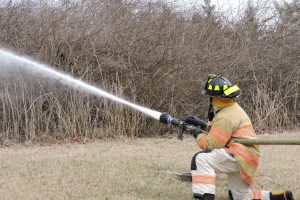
[0,133,299,200]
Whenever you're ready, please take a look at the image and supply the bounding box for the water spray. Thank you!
[0,48,162,120]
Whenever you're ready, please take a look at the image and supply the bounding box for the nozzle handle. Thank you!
[178,127,184,140]
[168,118,187,140]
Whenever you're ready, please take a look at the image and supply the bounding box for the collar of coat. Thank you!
[212,98,235,111]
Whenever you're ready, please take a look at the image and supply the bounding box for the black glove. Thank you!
[159,112,172,124]
[185,116,207,130]
[208,103,215,121]
[191,126,203,139]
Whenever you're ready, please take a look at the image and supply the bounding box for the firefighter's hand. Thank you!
[185,116,207,130]
[159,112,172,124]
[191,126,203,139]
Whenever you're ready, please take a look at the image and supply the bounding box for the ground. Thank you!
[0,133,299,199]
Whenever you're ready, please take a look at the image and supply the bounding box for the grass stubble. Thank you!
[0,133,299,200]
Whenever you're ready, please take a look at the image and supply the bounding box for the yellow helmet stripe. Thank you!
[224,85,239,96]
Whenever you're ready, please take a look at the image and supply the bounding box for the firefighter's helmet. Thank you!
[202,74,241,99]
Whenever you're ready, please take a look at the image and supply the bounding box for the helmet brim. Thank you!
[201,90,222,98]
[201,90,239,99]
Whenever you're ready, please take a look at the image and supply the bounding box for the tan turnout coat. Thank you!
[196,102,260,186]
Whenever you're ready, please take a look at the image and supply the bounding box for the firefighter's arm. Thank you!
[194,117,233,151]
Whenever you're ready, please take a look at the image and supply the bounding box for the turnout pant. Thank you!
[191,149,270,200]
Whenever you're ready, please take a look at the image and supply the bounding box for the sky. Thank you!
[164,0,293,21]
[168,0,291,11]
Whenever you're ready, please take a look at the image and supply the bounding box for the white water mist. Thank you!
[0,48,162,120]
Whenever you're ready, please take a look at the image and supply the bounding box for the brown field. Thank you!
[0,133,299,200]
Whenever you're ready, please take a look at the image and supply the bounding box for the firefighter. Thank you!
[160,74,295,200]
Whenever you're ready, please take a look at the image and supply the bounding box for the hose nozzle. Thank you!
[159,112,187,140]
[159,112,182,126]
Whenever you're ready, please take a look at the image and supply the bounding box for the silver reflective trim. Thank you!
[234,128,254,138]
[253,191,260,199]
[231,148,258,165]
[209,129,229,142]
